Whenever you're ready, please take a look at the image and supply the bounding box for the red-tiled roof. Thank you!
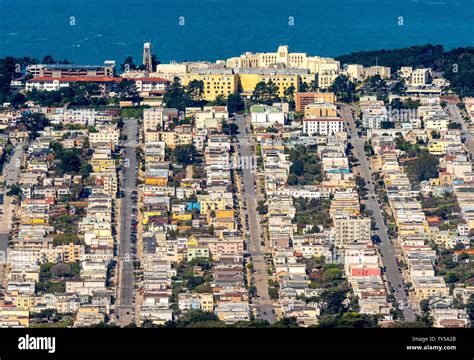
[135,77,170,83]
[28,76,123,83]
[454,249,474,254]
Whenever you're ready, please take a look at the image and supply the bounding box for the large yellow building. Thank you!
[304,102,338,118]
[183,73,238,101]
[239,73,300,97]
[260,74,300,98]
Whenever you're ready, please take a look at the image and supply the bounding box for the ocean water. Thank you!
[0,0,473,64]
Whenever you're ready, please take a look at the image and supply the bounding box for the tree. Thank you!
[329,75,356,103]
[405,151,439,182]
[256,200,268,215]
[448,122,462,130]
[59,152,81,173]
[19,113,50,139]
[121,56,137,72]
[0,56,38,103]
[141,319,159,328]
[380,121,395,129]
[173,310,222,328]
[390,98,404,110]
[309,80,318,92]
[320,288,347,315]
[284,85,295,102]
[186,277,204,290]
[79,164,93,177]
[299,82,309,93]
[212,94,227,106]
[391,80,407,95]
[53,233,81,246]
[172,144,197,165]
[227,93,244,113]
[185,80,205,104]
[221,121,239,136]
[445,272,459,283]
[404,98,421,109]
[117,79,139,101]
[6,185,22,197]
[272,317,299,328]
[287,174,298,186]
[363,74,389,101]
[42,55,56,64]
[323,267,343,282]
[164,77,187,111]
[290,159,305,176]
[252,80,279,104]
[420,299,430,313]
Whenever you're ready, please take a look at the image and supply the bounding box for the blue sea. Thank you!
[0,0,473,64]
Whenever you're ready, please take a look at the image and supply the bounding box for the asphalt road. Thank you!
[447,103,474,158]
[116,119,138,326]
[0,143,25,253]
[340,105,416,322]
[235,115,276,324]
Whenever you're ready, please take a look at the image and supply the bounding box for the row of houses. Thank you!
[0,114,120,327]
[137,106,250,325]
[367,106,471,327]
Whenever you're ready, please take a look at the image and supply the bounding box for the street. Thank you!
[340,105,416,322]
[0,143,25,253]
[116,119,138,326]
[235,115,276,323]
[447,103,474,158]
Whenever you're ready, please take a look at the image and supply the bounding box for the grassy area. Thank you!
[436,250,474,285]
[287,146,322,186]
[293,197,332,230]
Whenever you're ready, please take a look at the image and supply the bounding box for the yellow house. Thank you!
[158,132,178,148]
[207,209,234,223]
[198,195,230,215]
[304,102,338,118]
[212,218,237,231]
[428,140,449,155]
[143,210,165,225]
[207,209,235,230]
[0,307,29,327]
[29,218,46,225]
[183,73,238,101]
[199,293,214,312]
[91,159,116,172]
[172,213,192,221]
[158,131,193,149]
[144,177,168,186]
[412,280,450,302]
[144,131,161,142]
[14,295,36,310]
[60,243,83,263]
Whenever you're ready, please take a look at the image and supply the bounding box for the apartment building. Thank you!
[303,117,344,136]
